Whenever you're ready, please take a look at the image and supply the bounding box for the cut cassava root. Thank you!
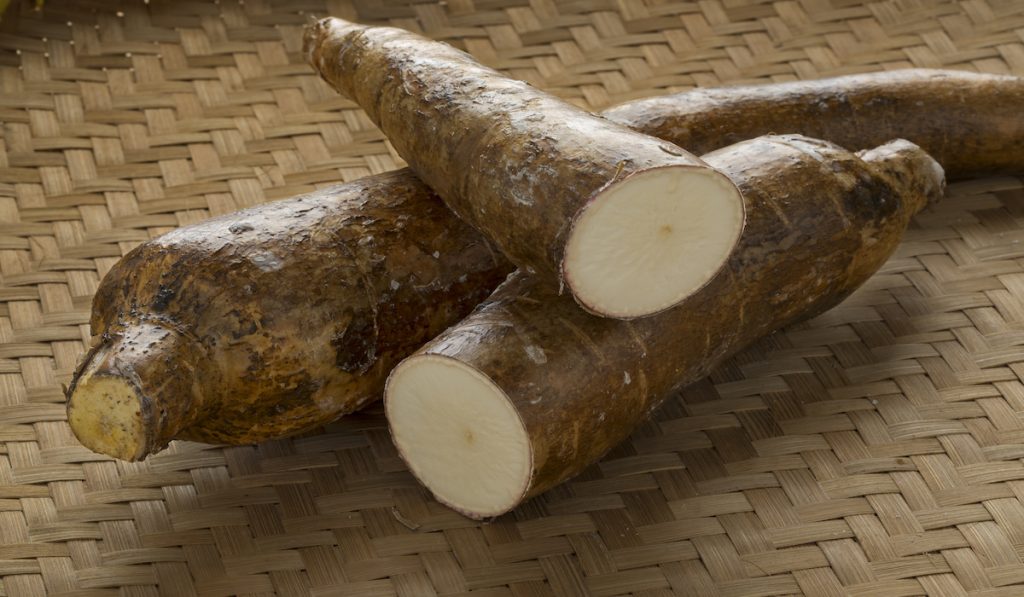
[604,69,1024,181]
[385,135,946,519]
[67,68,1022,460]
[304,17,745,319]
[66,172,511,461]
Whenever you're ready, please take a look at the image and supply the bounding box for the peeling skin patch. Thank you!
[249,251,283,272]
[623,371,631,385]
[524,345,547,365]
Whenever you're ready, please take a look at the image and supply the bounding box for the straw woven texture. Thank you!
[1,0,1023,595]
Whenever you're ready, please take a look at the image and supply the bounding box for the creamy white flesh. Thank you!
[564,167,745,318]
[67,353,146,461]
[385,355,532,518]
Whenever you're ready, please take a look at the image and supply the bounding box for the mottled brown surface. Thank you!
[69,67,1023,459]
[68,170,510,458]
[398,135,945,517]
[6,1,1024,594]
[604,69,1024,181]
[304,17,726,310]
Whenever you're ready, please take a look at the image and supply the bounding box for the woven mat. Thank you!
[1,0,1024,595]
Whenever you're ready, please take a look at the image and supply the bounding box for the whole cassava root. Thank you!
[66,172,511,461]
[385,135,946,519]
[304,17,746,319]
[67,68,1021,460]
[604,69,1024,181]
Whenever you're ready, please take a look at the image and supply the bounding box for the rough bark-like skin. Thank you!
[391,136,945,517]
[69,67,1022,459]
[304,17,726,300]
[604,69,1024,181]
[67,170,510,459]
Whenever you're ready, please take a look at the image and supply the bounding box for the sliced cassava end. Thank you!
[564,166,745,318]
[66,347,146,461]
[67,322,201,461]
[385,355,531,518]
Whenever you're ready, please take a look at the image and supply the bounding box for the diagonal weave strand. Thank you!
[1,0,1024,595]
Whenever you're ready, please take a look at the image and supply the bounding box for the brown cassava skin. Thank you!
[69,68,1022,460]
[303,17,733,313]
[604,69,1024,181]
[387,136,945,518]
[67,170,510,459]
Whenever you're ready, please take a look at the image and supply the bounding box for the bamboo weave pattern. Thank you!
[1,0,1024,595]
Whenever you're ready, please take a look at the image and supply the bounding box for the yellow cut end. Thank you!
[67,353,148,461]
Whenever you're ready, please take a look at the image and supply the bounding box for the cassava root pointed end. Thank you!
[67,345,149,461]
[385,355,532,519]
[303,17,367,78]
[563,166,745,319]
[857,139,946,209]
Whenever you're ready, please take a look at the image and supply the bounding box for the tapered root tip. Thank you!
[67,346,149,461]
[385,355,532,519]
[303,16,368,67]
[858,139,946,210]
[563,167,745,319]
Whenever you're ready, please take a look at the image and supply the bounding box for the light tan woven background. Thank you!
[1,0,1023,595]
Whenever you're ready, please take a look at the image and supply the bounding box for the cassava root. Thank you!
[604,69,1024,181]
[304,17,746,319]
[385,135,945,519]
[67,172,510,460]
[68,67,1021,460]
